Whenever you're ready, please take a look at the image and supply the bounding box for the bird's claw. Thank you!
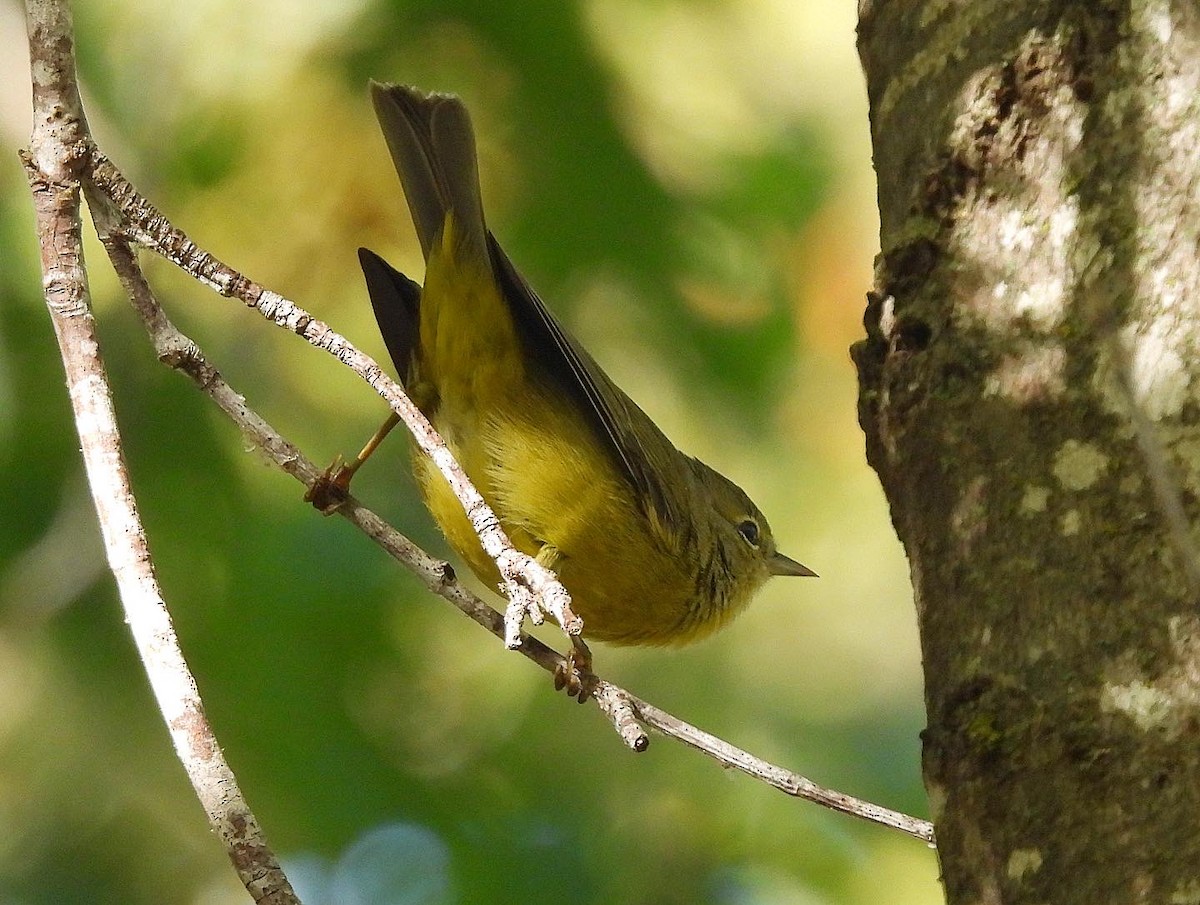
[553,643,595,703]
[305,455,356,514]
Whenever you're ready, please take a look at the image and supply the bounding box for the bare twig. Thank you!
[23,2,299,902]
[592,685,651,753]
[102,229,934,843]
[631,697,935,843]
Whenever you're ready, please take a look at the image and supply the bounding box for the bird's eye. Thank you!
[736,518,760,548]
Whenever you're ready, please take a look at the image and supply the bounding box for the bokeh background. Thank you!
[0,0,938,902]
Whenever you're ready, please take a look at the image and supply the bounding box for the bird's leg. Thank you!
[305,412,401,513]
[534,544,595,702]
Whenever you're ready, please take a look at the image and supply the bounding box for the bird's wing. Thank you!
[488,233,694,543]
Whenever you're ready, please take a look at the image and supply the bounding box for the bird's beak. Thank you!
[769,552,817,578]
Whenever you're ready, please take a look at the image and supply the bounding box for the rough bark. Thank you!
[856,1,1200,901]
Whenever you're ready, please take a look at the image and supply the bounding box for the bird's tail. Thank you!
[369,81,489,265]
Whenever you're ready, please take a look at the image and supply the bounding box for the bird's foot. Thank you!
[554,639,596,703]
[304,454,356,514]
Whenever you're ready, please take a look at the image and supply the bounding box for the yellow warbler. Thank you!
[356,82,813,671]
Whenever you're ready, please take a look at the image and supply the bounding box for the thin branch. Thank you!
[101,219,935,844]
[85,149,581,649]
[631,698,934,842]
[23,1,299,902]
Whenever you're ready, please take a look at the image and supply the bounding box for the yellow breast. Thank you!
[410,219,745,645]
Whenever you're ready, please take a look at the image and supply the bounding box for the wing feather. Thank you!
[487,234,694,544]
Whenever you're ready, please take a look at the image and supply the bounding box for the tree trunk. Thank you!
[856,2,1200,901]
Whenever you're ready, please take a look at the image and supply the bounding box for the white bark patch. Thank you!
[1133,0,1174,44]
[1020,485,1050,514]
[1060,509,1081,536]
[1116,0,1200,426]
[1006,848,1043,881]
[1101,680,1174,730]
[1049,201,1078,248]
[951,55,1084,336]
[1170,879,1200,905]
[997,208,1036,252]
[1101,616,1200,737]
[1012,280,1066,328]
[1123,319,1191,421]
[1052,440,1110,490]
[984,343,1066,403]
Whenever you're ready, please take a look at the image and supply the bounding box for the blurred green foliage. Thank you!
[0,0,937,902]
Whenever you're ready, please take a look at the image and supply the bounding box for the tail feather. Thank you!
[369,81,488,264]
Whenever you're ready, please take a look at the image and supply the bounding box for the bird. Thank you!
[343,82,814,694]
